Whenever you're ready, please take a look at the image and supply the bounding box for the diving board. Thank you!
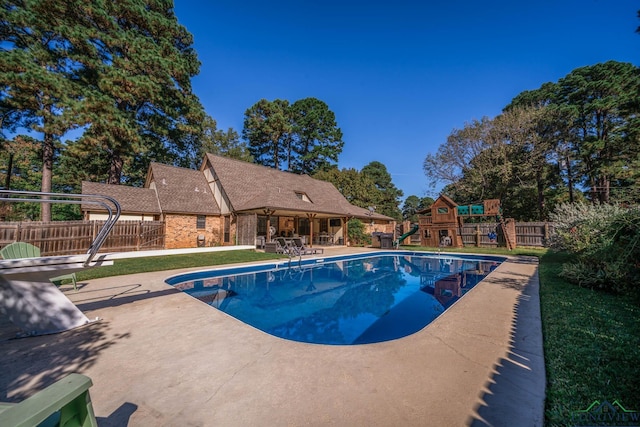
[0,255,113,336]
[0,190,121,337]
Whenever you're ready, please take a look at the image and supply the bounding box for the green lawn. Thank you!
[539,251,640,426]
[76,249,285,281]
[76,246,640,425]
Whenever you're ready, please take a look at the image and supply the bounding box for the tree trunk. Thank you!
[589,176,600,204]
[108,152,124,184]
[273,140,280,170]
[286,136,292,171]
[41,132,54,221]
[4,152,13,191]
[599,175,610,204]
[566,155,574,203]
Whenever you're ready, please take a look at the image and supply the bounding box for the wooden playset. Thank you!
[417,195,515,250]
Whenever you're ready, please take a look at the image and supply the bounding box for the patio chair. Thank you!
[275,237,298,256]
[291,237,323,255]
[0,242,78,290]
[0,373,98,427]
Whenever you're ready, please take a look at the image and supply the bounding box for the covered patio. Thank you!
[201,154,395,248]
[252,211,348,249]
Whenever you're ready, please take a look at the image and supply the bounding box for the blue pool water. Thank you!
[166,252,503,345]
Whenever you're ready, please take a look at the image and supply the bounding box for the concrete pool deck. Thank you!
[0,247,545,426]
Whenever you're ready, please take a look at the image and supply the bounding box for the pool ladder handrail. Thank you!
[0,190,121,267]
[284,242,303,269]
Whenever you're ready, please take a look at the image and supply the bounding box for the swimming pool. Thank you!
[166,251,504,345]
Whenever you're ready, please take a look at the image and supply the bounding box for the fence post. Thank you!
[544,223,549,242]
[16,222,22,242]
[475,225,481,247]
[136,221,142,251]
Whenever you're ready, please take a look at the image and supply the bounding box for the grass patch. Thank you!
[539,251,640,425]
[398,244,546,258]
[76,250,285,281]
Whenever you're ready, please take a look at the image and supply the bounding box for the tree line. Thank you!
[1,0,204,220]
[13,0,630,224]
[424,60,640,221]
[1,0,409,222]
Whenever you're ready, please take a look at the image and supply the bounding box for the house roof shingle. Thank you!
[81,181,161,214]
[149,163,220,215]
[204,154,393,220]
[82,156,394,222]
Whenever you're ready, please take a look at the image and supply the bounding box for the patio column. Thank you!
[306,213,317,247]
[343,216,351,246]
[264,208,275,241]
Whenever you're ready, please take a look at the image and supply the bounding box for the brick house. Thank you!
[82,154,395,249]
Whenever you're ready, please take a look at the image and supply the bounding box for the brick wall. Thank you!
[165,214,222,249]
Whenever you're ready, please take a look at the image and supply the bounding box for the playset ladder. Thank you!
[499,217,516,251]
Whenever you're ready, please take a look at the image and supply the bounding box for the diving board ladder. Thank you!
[0,190,120,336]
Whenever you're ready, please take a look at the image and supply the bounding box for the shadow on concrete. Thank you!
[97,402,138,427]
[468,264,546,426]
[0,281,173,422]
[74,284,178,312]
[0,320,127,402]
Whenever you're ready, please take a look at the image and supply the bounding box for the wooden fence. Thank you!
[0,220,165,256]
[459,222,555,248]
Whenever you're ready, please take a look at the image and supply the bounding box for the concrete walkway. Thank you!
[0,248,545,426]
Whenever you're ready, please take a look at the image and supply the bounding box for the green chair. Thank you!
[0,373,98,427]
[0,242,78,291]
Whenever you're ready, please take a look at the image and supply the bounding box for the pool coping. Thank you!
[0,247,545,426]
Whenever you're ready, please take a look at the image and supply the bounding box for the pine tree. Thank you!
[361,161,403,220]
[75,0,205,184]
[1,0,88,220]
[243,99,292,170]
[290,97,343,175]
[1,0,205,217]
[197,115,253,164]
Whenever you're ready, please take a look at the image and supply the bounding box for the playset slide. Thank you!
[394,224,419,247]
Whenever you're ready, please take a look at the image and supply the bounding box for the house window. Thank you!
[298,218,310,235]
[224,216,231,243]
[196,215,206,229]
[257,216,267,236]
[437,207,449,214]
[295,192,312,202]
[320,219,328,233]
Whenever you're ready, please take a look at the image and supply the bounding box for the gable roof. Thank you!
[417,194,458,215]
[81,181,161,214]
[204,154,393,220]
[148,163,220,215]
[434,194,458,208]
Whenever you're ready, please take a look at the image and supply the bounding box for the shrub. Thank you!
[347,219,371,246]
[549,202,624,255]
[549,203,640,294]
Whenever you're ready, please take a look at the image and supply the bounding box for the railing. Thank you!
[0,190,120,266]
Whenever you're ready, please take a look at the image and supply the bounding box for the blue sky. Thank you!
[173,0,638,201]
